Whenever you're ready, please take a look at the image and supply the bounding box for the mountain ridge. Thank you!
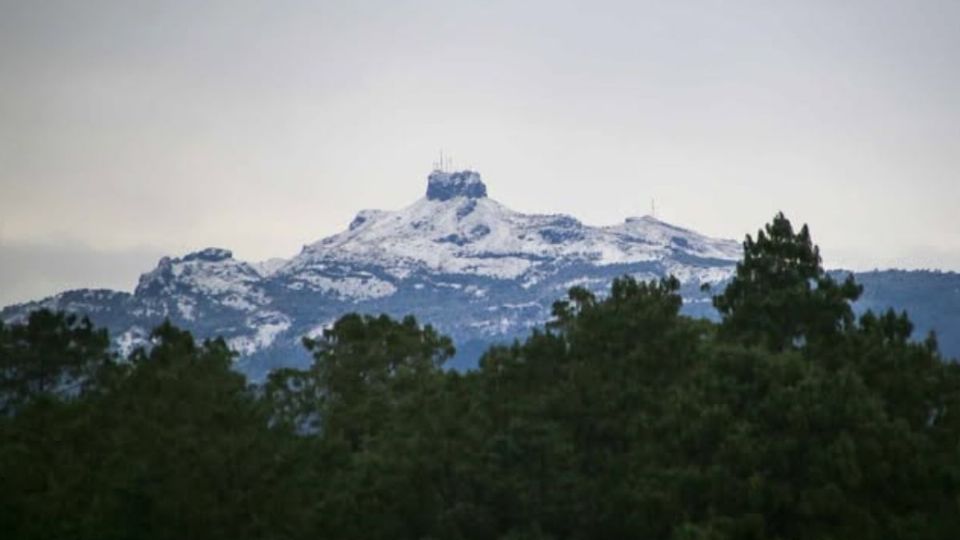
[3,169,958,376]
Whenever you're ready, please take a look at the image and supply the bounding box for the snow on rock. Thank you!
[226,312,291,356]
[116,326,149,357]
[662,262,737,285]
[283,170,740,285]
[426,169,487,201]
[182,247,233,263]
[285,273,397,301]
[610,216,742,261]
[135,247,267,311]
[252,257,287,277]
[0,167,750,373]
[177,298,197,321]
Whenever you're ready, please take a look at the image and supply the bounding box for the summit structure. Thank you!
[426,170,488,201]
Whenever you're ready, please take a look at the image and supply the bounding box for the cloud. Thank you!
[0,241,165,307]
[1,0,958,296]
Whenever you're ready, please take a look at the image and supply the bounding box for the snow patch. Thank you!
[290,274,397,301]
[227,314,291,356]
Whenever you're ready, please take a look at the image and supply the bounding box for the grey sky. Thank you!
[2,0,959,306]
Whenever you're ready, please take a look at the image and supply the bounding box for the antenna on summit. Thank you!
[437,150,454,171]
[651,198,657,219]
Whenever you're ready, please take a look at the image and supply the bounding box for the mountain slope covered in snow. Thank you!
[3,169,958,376]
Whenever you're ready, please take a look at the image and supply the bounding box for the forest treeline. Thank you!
[2,213,959,540]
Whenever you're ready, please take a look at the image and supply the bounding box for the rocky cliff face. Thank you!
[426,170,488,201]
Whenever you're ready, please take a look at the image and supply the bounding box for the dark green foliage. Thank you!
[0,310,111,414]
[2,212,959,539]
[0,319,308,540]
[714,212,863,352]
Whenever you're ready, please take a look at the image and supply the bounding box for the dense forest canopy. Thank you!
[2,213,959,539]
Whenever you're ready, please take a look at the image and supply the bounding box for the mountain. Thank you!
[3,169,958,377]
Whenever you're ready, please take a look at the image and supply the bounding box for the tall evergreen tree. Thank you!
[0,310,111,415]
[713,212,862,351]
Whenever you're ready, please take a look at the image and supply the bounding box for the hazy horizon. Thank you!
[2,0,959,306]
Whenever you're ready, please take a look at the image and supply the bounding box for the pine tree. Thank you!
[0,309,111,414]
[713,212,862,351]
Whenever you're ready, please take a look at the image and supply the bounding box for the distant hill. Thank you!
[844,270,960,361]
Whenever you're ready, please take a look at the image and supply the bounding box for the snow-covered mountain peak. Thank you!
[426,169,487,201]
[611,215,743,261]
[283,169,743,286]
[134,248,263,301]
[182,247,233,262]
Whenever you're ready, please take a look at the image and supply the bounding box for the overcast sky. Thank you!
[1,0,959,306]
